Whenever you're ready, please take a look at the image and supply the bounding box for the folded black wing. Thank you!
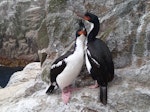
[50,51,74,83]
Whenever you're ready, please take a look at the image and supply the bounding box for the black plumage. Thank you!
[87,39,114,82]
[78,12,114,105]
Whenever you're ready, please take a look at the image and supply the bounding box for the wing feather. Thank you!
[50,51,74,83]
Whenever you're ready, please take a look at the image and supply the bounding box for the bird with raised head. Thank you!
[77,12,114,105]
[46,20,87,104]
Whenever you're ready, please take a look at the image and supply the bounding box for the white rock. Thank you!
[0,61,150,112]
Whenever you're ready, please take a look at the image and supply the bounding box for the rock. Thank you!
[0,56,31,67]
[38,0,150,84]
[0,0,45,66]
[37,20,49,50]
[0,0,150,68]
[0,0,150,111]
[44,0,150,68]
[81,107,98,112]
[0,62,150,112]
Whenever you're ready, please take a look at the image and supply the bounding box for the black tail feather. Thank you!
[100,86,107,105]
[46,85,55,95]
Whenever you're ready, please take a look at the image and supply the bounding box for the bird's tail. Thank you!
[46,85,55,95]
[100,86,107,105]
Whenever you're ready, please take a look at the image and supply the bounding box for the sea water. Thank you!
[0,66,23,88]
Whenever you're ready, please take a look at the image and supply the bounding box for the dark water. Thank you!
[0,66,24,88]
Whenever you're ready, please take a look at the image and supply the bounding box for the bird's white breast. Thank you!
[56,50,84,90]
[56,35,85,90]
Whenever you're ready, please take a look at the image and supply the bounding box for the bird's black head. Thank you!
[83,12,99,24]
[76,20,87,37]
[76,11,99,25]
[76,12,100,41]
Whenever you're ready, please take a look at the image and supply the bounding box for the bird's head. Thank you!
[76,20,87,37]
[76,12,99,24]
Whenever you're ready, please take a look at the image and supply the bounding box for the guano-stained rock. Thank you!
[0,62,150,112]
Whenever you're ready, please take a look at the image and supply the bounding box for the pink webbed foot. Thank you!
[62,90,71,104]
[89,81,99,89]
[61,86,80,104]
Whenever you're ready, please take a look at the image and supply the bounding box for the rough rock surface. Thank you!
[39,0,150,84]
[0,62,150,112]
[0,0,150,67]
[0,0,150,111]
[0,0,45,65]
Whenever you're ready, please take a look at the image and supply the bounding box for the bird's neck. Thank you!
[74,35,85,52]
[88,21,100,42]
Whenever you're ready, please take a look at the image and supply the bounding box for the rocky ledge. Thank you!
[0,62,149,112]
[0,56,38,67]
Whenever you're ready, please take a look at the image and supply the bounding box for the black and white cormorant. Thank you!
[77,12,114,105]
[46,20,87,104]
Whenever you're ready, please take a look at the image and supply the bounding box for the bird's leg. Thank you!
[62,85,80,104]
[89,81,99,88]
[62,86,71,104]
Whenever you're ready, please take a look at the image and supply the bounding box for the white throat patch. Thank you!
[84,20,94,35]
